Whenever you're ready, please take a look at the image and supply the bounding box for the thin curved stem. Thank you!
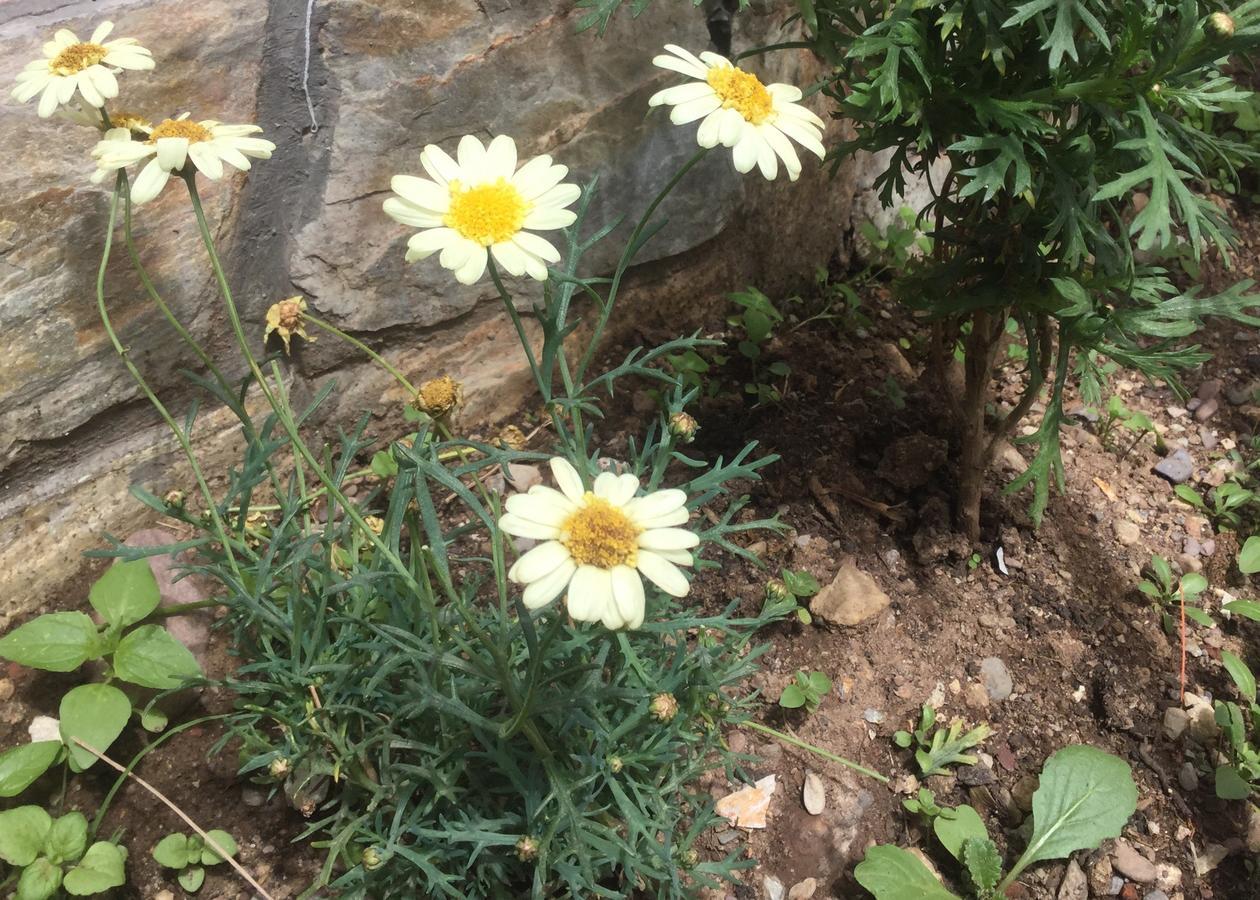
[303,313,417,395]
[488,257,544,396]
[740,720,888,783]
[733,40,814,62]
[97,175,245,582]
[183,173,417,594]
[575,148,709,384]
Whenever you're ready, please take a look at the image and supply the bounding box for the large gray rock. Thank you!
[0,0,871,621]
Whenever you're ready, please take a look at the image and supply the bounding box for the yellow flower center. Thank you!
[51,42,108,75]
[443,178,528,246]
[112,112,152,134]
[706,65,774,125]
[562,495,641,569]
[148,119,214,144]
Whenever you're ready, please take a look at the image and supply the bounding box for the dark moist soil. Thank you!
[5,206,1260,899]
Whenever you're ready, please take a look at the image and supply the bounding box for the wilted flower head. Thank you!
[413,375,463,419]
[648,44,825,181]
[498,458,698,630]
[363,516,385,535]
[264,297,312,354]
[668,411,698,443]
[650,692,679,722]
[1206,12,1235,40]
[383,134,579,284]
[497,424,528,451]
[163,489,186,508]
[91,113,276,204]
[57,101,152,135]
[12,22,154,118]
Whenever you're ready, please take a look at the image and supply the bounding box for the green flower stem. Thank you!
[488,256,545,397]
[740,720,889,783]
[303,313,418,395]
[182,173,418,595]
[97,176,246,583]
[732,40,815,62]
[268,360,316,533]
[574,147,709,385]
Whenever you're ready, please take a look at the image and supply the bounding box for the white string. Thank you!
[302,0,319,132]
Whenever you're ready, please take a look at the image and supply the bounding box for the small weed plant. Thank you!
[893,705,991,777]
[779,671,833,713]
[152,830,238,893]
[1139,553,1214,633]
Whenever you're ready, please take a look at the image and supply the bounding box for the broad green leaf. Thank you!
[370,450,398,479]
[1184,607,1214,627]
[1010,746,1136,879]
[962,836,1002,894]
[782,569,821,597]
[59,684,131,772]
[1180,573,1208,597]
[779,684,806,708]
[807,672,832,695]
[152,833,191,869]
[17,858,61,900]
[112,625,201,690]
[1221,651,1257,703]
[0,806,53,866]
[1152,554,1174,588]
[62,841,126,895]
[0,741,60,797]
[854,845,962,899]
[1215,765,1251,800]
[1239,537,1260,575]
[89,558,160,628]
[893,730,913,748]
[179,865,206,892]
[44,812,88,866]
[1174,484,1205,508]
[0,612,102,672]
[1224,600,1260,622]
[934,804,988,860]
[201,830,237,865]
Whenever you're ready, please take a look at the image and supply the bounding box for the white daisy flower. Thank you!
[12,21,154,118]
[648,44,826,182]
[59,100,152,134]
[498,457,699,630]
[90,114,276,204]
[383,134,579,285]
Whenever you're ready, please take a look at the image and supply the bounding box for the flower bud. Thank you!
[361,847,385,870]
[608,755,624,774]
[413,375,463,419]
[765,578,792,604]
[163,489,185,508]
[515,835,538,862]
[680,848,699,867]
[668,411,699,443]
[268,757,290,779]
[1206,12,1235,40]
[650,692,679,723]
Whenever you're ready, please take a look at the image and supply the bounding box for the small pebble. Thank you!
[763,875,785,900]
[787,878,817,900]
[863,708,885,724]
[1178,762,1199,792]
[980,657,1013,701]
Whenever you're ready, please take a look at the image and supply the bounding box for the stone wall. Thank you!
[0,0,869,623]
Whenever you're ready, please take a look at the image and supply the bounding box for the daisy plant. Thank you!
[13,15,878,898]
[12,21,153,118]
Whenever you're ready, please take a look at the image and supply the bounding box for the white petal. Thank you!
[511,230,561,265]
[636,550,690,598]
[515,160,570,201]
[732,131,762,174]
[156,136,188,172]
[491,240,529,277]
[90,21,115,44]
[766,82,803,103]
[406,227,459,260]
[498,513,560,541]
[130,158,170,204]
[774,118,826,160]
[383,197,444,228]
[37,80,61,117]
[650,81,716,107]
[88,65,118,99]
[762,125,802,181]
[53,29,79,49]
[521,207,576,230]
[453,244,489,284]
[624,489,687,526]
[12,73,50,103]
[189,143,224,180]
[485,134,518,179]
[663,44,710,73]
[610,565,646,629]
[549,457,586,503]
[777,100,826,130]
[535,182,580,209]
[717,108,746,147]
[522,559,576,610]
[392,174,449,212]
[594,471,640,506]
[635,506,690,529]
[696,110,724,149]
[567,565,614,623]
[509,540,572,583]
[651,53,709,80]
[756,133,779,180]
[670,94,722,126]
[655,549,694,566]
[439,236,475,270]
[638,527,700,551]
[223,136,275,158]
[505,488,574,525]
[420,144,461,185]
[76,72,104,107]
[522,255,548,281]
[456,134,487,175]
[213,144,254,172]
[698,50,733,68]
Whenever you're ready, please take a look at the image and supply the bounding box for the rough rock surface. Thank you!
[0,1,877,620]
[810,559,892,626]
